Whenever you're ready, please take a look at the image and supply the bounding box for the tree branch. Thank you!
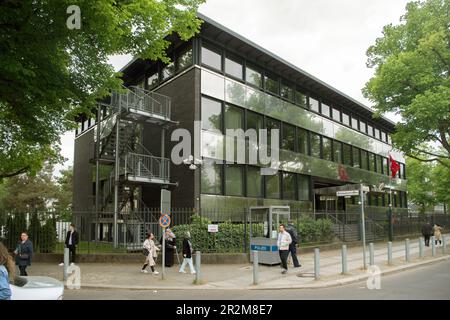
[407,153,450,169]
[431,48,450,72]
[0,166,30,179]
[411,147,450,159]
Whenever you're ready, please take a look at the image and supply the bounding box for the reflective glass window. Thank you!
[225,105,243,130]
[201,161,222,194]
[333,141,342,163]
[246,65,262,88]
[280,83,294,101]
[343,143,352,166]
[161,61,175,80]
[225,56,243,80]
[310,133,321,158]
[298,128,309,155]
[266,118,280,151]
[361,150,368,170]
[310,98,319,112]
[295,90,307,108]
[342,113,350,126]
[202,45,222,70]
[369,153,376,172]
[282,172,296,200]
[376,155,383,174]
[264,74,279,95]
[265,172,280,199]
[360,121,367,134]
[282,123,295,151]
[176,45,193,71]
[148,71,159,90]
[374,128,380,140]
[351,117,359,130]
[298,174,310,201]
[322,137,332,161]
[383,157,389,176]
[247,166,263,198]
[352,147,360,168]
[201,97,222,132]
[367,124,374,136]
[225,165,243,196]
[321,103,330,118]
[332,108,341,122]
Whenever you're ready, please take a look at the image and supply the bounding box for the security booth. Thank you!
[249,206,290,265]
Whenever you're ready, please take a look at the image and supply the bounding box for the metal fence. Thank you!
[1,209,448,254]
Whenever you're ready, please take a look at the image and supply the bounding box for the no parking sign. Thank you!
[159,214,171,228]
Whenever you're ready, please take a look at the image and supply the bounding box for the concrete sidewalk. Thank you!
[27,236,449,290]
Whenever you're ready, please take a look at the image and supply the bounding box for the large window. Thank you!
[359,121,367,134]
[298,128,309,155]
[342,113,350,126]
[367,124,374,137]
[247,111,263,131]
[266,118,280,152]
[295,90,307,108]
[343,143,352,166]
[202,45,222,70]
[383,157,389,176]
[161,61,175,81]
[351,117,359,130]
[246,65,262,88]
[282,123,295,151]
[374,128,380,140]
[368,152,376,172]
[247,166,263,198]
[352,147,360,168]
[201,161,222,194]
[321,103,330,118]
[332,108,341,122]
[265,172,280,199]
[361,150,368,170]
[310,133,321,158]
[264,74,279,95]
[298,174,310,201]
[225,165,243,196]
[280,83,294,101]
[310,98,319,113]
[282,172,296,200]
[176,45,193,71]
[333,141,342,163]
[201,97,222,132]
[148,71,159,90]
[225,56,243,80]
[322,137,332,161]
[376,155,383,174]
[224,105,243,130]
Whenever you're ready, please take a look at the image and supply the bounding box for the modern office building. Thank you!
[73,14,407,242]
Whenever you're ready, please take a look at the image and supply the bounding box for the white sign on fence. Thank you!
[208,224,219,233]
[336,190,360,197]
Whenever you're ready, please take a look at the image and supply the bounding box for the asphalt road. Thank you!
[64,259,450,300]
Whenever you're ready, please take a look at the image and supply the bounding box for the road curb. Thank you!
[72,255,450,291]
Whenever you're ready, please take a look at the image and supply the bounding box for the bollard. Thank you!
[63,247,69,281]
[387,241,393,265]
[341,245,348,274]
[431,236,436,257]
[252,251,259,285]
[369,243,374,266]
[442,235,447,254]
[405,238,410,262]
[314,248,320,280]
[195,251,201,284]
[419,237,424,258]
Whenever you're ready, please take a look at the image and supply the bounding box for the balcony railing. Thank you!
[125,152,170,183]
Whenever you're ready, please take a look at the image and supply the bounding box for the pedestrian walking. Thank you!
[141,233,160,275]
[433,224,443,247]
[14,232,33,276]
[64,224,79,265]
[160,228,176,267]
[0,242,14,300]
[421,222,433,247]
[286,220,301,268]
[277,224,292,274]
[179,231,196,275]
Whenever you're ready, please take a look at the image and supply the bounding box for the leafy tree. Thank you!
[54,167,74,221]
[431,159,450,212]
[0,0,205,179]
[363,0,450,167]
[40,218,57,253]
[406,157,436,214]
[28,212,42,251]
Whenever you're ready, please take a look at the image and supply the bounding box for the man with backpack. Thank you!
[286,220,301,268]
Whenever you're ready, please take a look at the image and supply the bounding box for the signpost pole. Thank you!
[162,227,166,280]
[360,184,367,270]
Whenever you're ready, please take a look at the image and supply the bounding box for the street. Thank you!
[63,259,450,300]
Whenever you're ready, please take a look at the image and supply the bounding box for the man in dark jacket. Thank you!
[286,220,301,268]
[65,224,79,264]
[421,222,433,247]
[179,231,196,274]
[14,232,33,276]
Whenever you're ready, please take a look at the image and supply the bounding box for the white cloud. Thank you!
[58,0,408,173]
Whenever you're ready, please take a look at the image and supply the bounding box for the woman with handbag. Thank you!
[14,232,33,276]
[141,233,160,275]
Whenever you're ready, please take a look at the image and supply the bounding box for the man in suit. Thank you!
[421,222,433,247]
[65,224,79,265]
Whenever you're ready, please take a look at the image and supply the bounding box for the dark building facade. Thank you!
[73,14,407,241]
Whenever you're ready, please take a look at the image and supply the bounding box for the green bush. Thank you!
[172,215,334,253]
[39,218,57,253]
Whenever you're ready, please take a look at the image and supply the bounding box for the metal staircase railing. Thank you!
[124,152,170,182]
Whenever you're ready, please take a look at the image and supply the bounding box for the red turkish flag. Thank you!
[389,155,400,178]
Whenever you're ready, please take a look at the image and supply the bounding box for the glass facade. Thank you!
[310,133,321,158]
[282,172,296,200]
[246,65,262,88]
[202,45,222,70]
[322,137,332,161]
[333,141,343,164]
[247,166,263,197]
[265,74,279,95]
[201,162,222,194]
[201,97,222,132]
[265,173,280,199]
[321,103,330,118]
[225,56,243,79]
[298,128,309,154]
[225,165,243,196]
[310,98,319,113]
[282,123,295,151]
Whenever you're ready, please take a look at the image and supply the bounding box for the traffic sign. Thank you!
[159,214,171,228]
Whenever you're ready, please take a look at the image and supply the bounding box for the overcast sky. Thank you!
[55,0,410,176]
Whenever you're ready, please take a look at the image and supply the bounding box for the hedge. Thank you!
[171,215,334,253]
